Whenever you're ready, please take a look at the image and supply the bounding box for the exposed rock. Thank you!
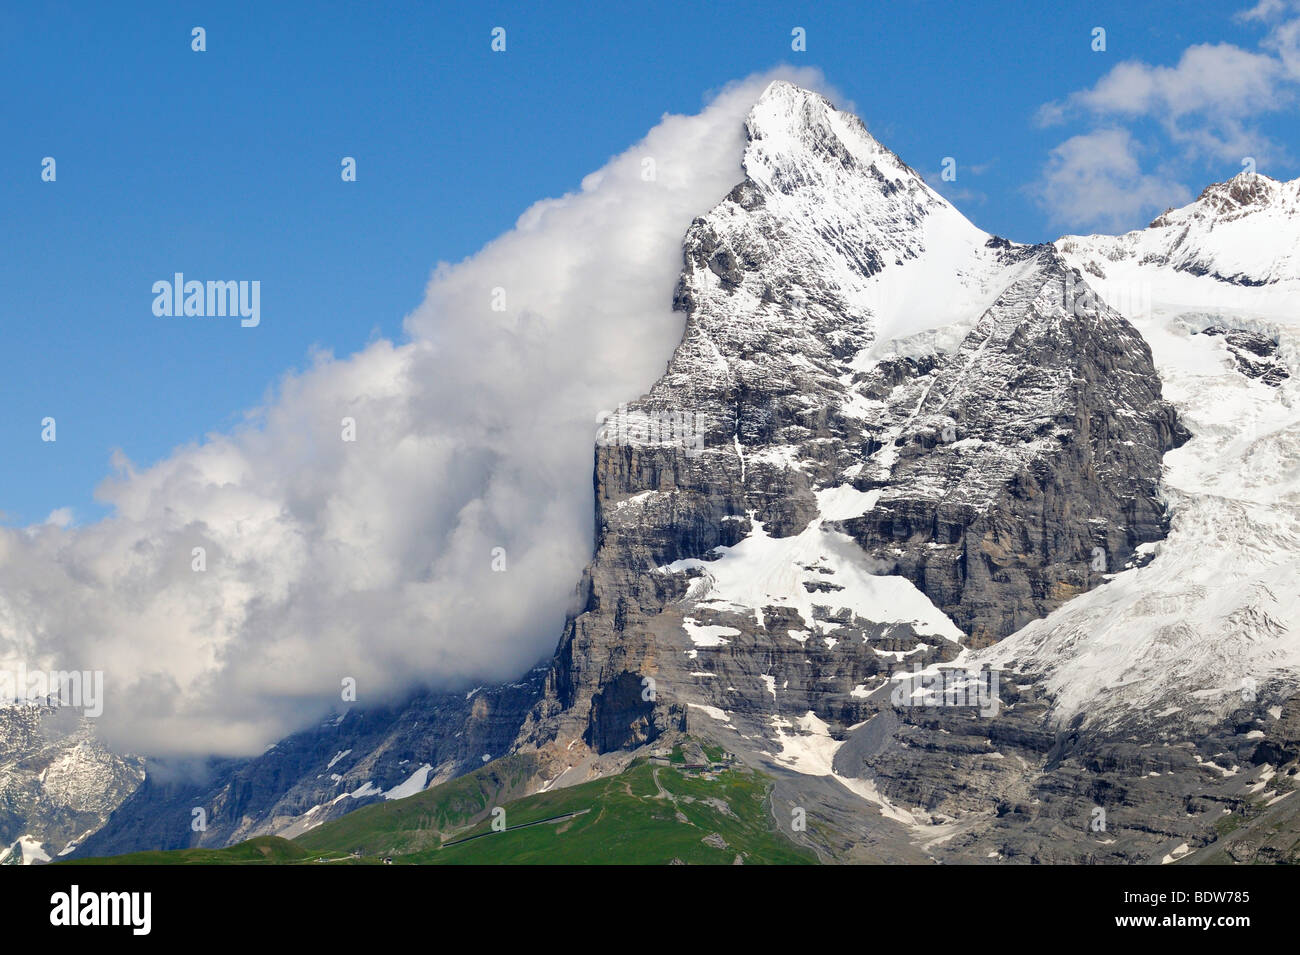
[0,705,144,862]
[73,669,545,858]
[1193,325,1289,386]
[517,82,1185,772]
[32,82,1300,867]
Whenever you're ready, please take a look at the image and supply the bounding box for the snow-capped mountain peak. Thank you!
[1064,171,1300,288]
[1161,170,1298,225]
[710,82,1015,358]
[1013,171,1300,734]
[745,81,932,203]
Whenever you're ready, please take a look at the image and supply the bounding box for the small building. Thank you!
[681,742,709,770]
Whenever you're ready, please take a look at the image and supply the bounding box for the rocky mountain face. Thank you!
[1141,173,1300,286]
[0,705,143,863]
[511,84,1299,864]
[516,81,1186,773]
[34,81,1300,863]
[71,670,544,858]
[1193,326,1290,387]
[840,252,1187,646]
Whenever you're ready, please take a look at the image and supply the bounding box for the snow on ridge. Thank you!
[985,223,1300,730]
[815,485,879,521]
[681,617,739,648]
[0,835,52,865]
[1058,172,1300,289]
[662,515,963,644]
[765,709,944,830]
[746,81,1010,356]
[383,764,433,801]
[726,94,1300,733]
[325,749,351,770]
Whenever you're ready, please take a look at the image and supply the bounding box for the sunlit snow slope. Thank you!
[978,174,1300,730]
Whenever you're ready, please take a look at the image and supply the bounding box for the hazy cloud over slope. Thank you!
[0,67,839,758]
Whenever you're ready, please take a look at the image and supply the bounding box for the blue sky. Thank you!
[2,0,1297,526]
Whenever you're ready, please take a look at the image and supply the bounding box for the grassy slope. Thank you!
[413,762,814,864]
[67,753,817,866]
[294,752,543,858]
[70,835,311,866]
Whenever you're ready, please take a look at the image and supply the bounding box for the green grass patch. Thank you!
[407,763,814,865]
[1214,814,1243,837]
[66,836,311,866]
[72,752,817,866]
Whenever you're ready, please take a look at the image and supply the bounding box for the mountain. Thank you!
[1032,174,1300,734]
[0,705,143,863]
[38,81,1300,864]
[74,745,817,866]
[517,80,1184,766]
[69,668,544,859]
[1080,172,1300,288]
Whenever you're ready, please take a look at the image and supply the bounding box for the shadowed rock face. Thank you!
[517,83,1187,765]
[1193,325,1289,386]
[72,671,545,859]
[522,101,1298,864]
[842,254,1188,646]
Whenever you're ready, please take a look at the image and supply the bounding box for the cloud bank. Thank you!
[0,66,838,758]
[1033,128,1191,234]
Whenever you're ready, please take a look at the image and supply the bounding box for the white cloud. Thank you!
[42,508,73,529]
[1237,0,1288,23]
[1264,14,1300,76]
[1039,39,1291,163]
[0,66,841,759]
[1031,128,1191,232]
[1032,4,1300,231]
[1070,44,1282,122]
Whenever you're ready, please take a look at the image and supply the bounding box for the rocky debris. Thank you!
[1185,798,1300,865]
[1251,696,1300,766]
[813,676,1298,863]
